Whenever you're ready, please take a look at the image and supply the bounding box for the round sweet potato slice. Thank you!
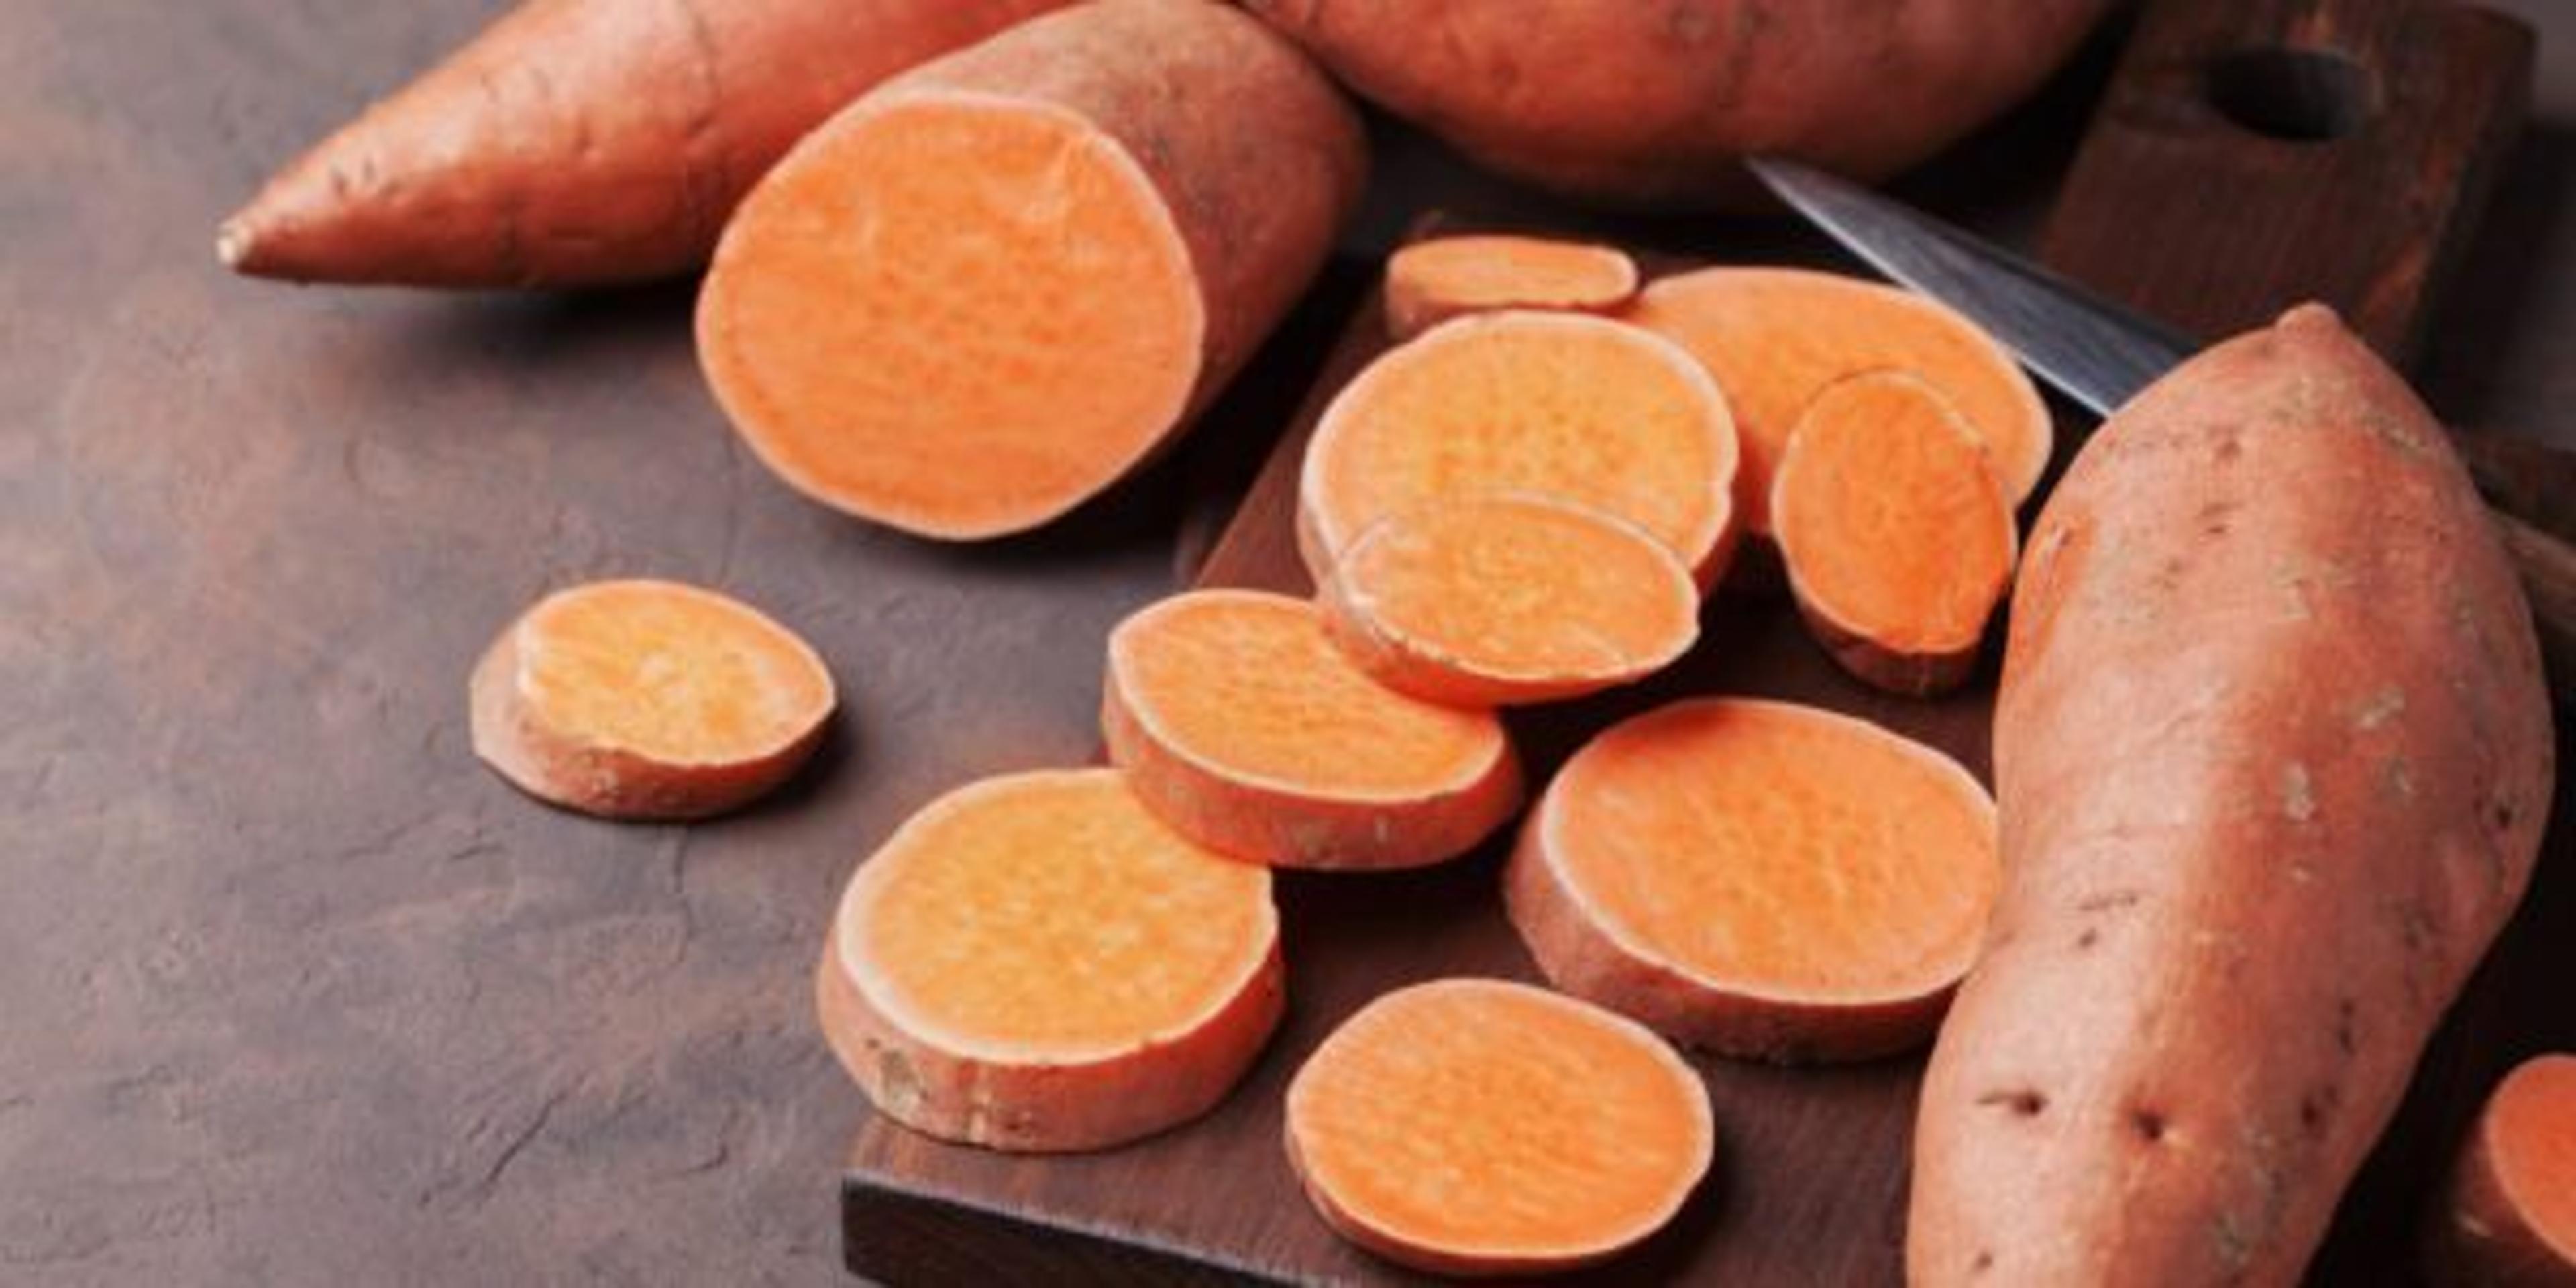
[1506,698,1998,1062]
[2430,1053,2576,1287]
[1383,235,1640,341]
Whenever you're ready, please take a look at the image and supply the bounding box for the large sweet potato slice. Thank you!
[2428,1053,2576,1287]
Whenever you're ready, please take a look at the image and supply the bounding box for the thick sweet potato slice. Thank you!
[820,769,1282,1152]
[1383,235,1640,341]
[1102,589,1521,869]
[469,579,833,820]
[1285,978,1714,1276]
[1318,492,1699,707]
[2430,1055,2576,1286]
[1625,267,2049,537]
[698,0,1365,538]
[1299,311,1739,588]
[1505,698,1998,1062]
[1772,371,2019,695]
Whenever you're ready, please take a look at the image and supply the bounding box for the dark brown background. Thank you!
[3,3,2571,1285]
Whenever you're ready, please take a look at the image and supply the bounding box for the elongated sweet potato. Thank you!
[2428,1053,2576,1287]
[1911,307,2555,1287]
[469,578,833,820]
[696,0,1365,538]
[1506,698,1998,1062]
[1383,235,1640,342]
[1285,978,1714,1276]
[820,768,1282,1152]
[1242,0,2110,207]
[1772,371,2019,695]
[1102,589,1521,869]
[1299,311,1739,587]
[221,0,1073,286]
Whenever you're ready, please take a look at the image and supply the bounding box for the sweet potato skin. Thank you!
[1910,307,2555,1287]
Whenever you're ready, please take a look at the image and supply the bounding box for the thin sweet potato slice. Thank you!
[1318,492,1700,707]
[469,579,833,820]
[1299,310,1739,588]
[820,768,1282,1152]
[2430,1054,2576,1287]
[1506,698,1998,1062]
[1383,235,1640,341]
[1772,370,2019,696]
[1285,977,1715,1277]
[1102,589,1522,869]
[1625,266,2049,537]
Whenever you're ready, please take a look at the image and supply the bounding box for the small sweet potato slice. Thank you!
[1285,977,1714,1276]
[469,579,833,820]
[820,768,1282,1152]
[1772,370,2019,696]
[1383,235,1640,341]
[1102,589,1522,869]
[1299,310,1739,588]
[2430,1054,2576,1287]
[1318,492,1700,707]
[1506,698,1998,1062]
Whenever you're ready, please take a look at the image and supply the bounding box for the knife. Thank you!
[1746,156,2576,703]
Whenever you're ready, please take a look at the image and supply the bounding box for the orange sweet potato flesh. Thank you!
[1773,371,2019,696]
[1507,698,1998,1063]
[1318,492,1699,708]
[1911,307,2555,1287]
[1383,235,1640,342]
[1626,267,2050,539]
[468,578,833,820]
[1102,589,1522,869]
[220,0,1073,286]
[698,0,1365,538]
[1285,978,1714,1276]
[1300,311,1739,588]
[2430,1054,2576,1287]
[820,768,1282,1152]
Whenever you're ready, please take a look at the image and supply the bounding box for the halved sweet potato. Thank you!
[469,578,833,820]
[2429,1053,2576,1287]
[1383,235,1640,342]
[1505,698,1998,1062]
[1285,977,1715,1276]
[820,768,1282,1152]
[1102,589,1522,869]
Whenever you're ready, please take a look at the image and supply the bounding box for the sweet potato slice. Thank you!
[697,0,1365,538]
[2429,1054,2576,1287]
[1772,371,2019,695]
[1102,589,1521,869]
[1317,492,1700,707]
[820,768,1282,1152]
[1625,266,2049,537]
[1505,698,1998,1062]
[1383,235,1640,341]
[1299,310,1739,587]
[1285,978,1714,1276]
[468,579,833,820]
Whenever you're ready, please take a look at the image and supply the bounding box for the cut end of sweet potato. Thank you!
[1301,310,1739,588]
[1103,589,1521,869]
[698,93,1205,539]
[1774,371,2018,696]
[2434,1054,2576,1285]
[1285,977,1713,1276]
[1383,235,1640,342]
[1319,492,1701,707]
[824,768,1281,1152]
[1507,698,1997,1062]
[468,579,834,820]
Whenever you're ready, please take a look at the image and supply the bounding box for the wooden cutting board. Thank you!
[840,1,2562,1282]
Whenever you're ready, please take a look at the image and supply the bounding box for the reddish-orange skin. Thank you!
[221,0,1073,286]
[1911,307,2555,1287]
[2428,1055,2576,1288]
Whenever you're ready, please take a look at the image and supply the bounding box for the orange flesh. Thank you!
[1543,700,1996,1002]
[1304,311,1736,574]
[1388,236,1638,325]
[1114,590,1508,796]
[1289,979,1710,1262]
[1626,267,2048,535]
[1773,372,2016,654]
[700,95,1202,536]
[516,580,832,763]
[1337,494,1699,685]
[839,769,1273,1059]
[2491,1054,2576,1256]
